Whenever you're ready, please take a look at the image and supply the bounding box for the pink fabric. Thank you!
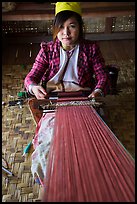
[43,105,135,202]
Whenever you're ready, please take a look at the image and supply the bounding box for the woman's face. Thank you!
[57,17,80,49]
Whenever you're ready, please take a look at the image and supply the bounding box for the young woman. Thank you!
[24,2,110,99]
[24,2,110,188]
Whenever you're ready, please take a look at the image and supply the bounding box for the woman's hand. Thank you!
[31,85,47,99]
[88,89,103,99]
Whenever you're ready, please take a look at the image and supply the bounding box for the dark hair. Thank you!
[53,10,84,42]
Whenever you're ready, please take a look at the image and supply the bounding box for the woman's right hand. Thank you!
[31,85,47,99]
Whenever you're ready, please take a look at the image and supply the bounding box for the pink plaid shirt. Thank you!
[24,38,109,95]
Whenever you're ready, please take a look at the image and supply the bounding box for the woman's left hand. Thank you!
[88,89,102,99]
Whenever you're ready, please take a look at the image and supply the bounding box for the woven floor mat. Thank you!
[2,60,135,202]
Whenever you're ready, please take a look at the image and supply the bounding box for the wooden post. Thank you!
[105,17,116,34]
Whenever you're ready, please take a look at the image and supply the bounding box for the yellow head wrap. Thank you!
[55,2,82,16]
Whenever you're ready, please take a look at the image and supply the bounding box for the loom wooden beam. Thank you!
[2,2,135,21]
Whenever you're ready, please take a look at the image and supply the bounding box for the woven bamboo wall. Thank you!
[2,40,135,202]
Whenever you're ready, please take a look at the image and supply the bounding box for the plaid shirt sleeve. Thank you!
[24,42,49,92]
[91,42,108,91]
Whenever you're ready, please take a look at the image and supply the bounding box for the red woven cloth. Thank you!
[42,105,135,202]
